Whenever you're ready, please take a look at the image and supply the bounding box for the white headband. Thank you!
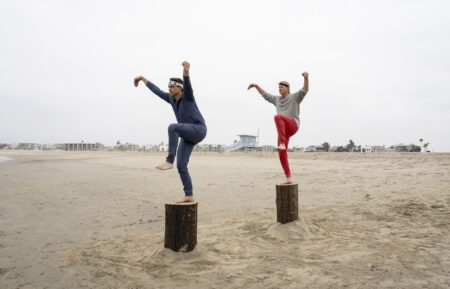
[168,80,183,88]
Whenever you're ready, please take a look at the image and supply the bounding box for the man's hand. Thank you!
[248,83,265,95]
[301,72,309,92]
[247,83,258,90]
[182,61,190,70]
[134,76,148,87]
[182,61,190,76]
[134,76,143,87]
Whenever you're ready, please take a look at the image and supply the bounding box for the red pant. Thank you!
[274,114,298,177]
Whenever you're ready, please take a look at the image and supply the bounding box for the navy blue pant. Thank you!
[166,123,207,196]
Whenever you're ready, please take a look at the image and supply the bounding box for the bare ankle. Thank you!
[277,144,287,150]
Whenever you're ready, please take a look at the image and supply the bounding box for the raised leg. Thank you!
[274,115,299,179]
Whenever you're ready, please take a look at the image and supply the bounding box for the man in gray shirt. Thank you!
[248,72,309,184]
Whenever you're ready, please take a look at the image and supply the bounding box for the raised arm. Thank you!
[302,72,309,92]
[134,75,171,103]
[247,83,265,95]
[182,61,194,101]
[248,83,277,105]
[293,72,310,103]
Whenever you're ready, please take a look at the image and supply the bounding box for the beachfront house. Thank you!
[305,145,316,152]
[194,144,225,152]
[65,143,104,151]
[116,143,140,151]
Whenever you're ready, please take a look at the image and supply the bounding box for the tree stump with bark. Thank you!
[276,184,298,224]
[164,202,198,252]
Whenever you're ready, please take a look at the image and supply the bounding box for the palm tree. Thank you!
[347,139,355,152]
[322,142,330,152]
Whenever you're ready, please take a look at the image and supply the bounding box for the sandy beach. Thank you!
[0,151,449,289]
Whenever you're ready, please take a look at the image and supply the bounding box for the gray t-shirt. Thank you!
[262,89,307,126]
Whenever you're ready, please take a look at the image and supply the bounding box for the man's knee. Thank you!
[168,123,179,133]
[274,114,283,122]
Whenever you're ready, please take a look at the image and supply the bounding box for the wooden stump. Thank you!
[276,184,298,224]
[164,202,198,252]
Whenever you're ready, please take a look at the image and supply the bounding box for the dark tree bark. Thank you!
[276,184,298,224]
[164,202,198,252]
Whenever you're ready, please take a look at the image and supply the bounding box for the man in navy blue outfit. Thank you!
[134,61,207,203]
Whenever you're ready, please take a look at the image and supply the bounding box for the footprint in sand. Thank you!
[430,203,445,209]
[0,268,10,276]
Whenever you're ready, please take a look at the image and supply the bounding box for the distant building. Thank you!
[231,134,258,151]
[330,146,348,152]
[17,143,40,150]
[305,145,316,152]
[363,145,386,153]
[292,147,304,152]
[389,144,421,153]
[116,143,140,151]
[141,144,159,152]
[238,135,257,147]
[315,145,325,152]
[65,143,104,151]
[53,144,66,150]
[158,144,168,152]
[361,146,373,153]
[406,144,421,152]
[195,144,225,152]
[7,143,19,150]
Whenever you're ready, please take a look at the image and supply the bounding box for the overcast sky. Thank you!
[1,0,449,151]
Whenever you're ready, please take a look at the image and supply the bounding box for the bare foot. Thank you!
[156,162,173,170]
[277,144,287,150]
[175,196,195,203]
[282,177,293,184]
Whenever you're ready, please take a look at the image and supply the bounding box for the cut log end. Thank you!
[165,201,199,206]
